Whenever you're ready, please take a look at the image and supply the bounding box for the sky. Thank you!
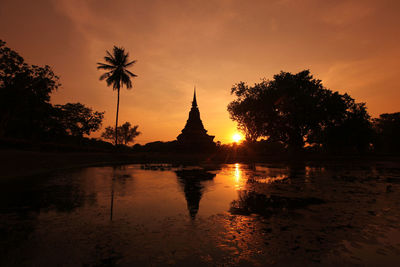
[1,0,399,144]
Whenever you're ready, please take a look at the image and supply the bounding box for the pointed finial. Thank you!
[192,86,197,107]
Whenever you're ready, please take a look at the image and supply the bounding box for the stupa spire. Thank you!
[192,86,197,107]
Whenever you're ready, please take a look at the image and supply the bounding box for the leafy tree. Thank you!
[101,122,140,145]
[317,101,373,153]
[55,103,104,137]
[101,126,117,144]
[373,112,400,153]
[118,122,140,145]
[97,46,137,145]
[226,82,264,142]
[0,39,60,139]
[228,70,372,152]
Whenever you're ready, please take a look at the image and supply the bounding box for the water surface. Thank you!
[1,162,400,266]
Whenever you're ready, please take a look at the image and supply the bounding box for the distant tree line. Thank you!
[0,40,140,149]
[228,70,399,154]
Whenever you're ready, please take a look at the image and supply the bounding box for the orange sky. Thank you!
[1,0,399,144]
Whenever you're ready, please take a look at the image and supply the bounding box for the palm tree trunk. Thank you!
[115,87,120,146]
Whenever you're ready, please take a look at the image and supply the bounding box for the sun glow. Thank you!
[232,133,243,143]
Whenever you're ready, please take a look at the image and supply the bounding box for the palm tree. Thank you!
[97,46,137,146]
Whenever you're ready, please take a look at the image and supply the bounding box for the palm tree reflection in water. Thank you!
[110,172,115,221]
[109,166,132,221]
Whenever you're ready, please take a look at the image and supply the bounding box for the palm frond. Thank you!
[104,56,116,65]
[98,46,137,91]
[121,74,132,89]
[122,52,129,64]
[106,75,117,89]
[99,72,111,81]
[97,63,115,70]
[113,46,124,62]
[125,69,137,78]
[125,60,136,67]
[106,50,115,60]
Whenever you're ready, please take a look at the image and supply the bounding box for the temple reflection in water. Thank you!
[175,169,216,219]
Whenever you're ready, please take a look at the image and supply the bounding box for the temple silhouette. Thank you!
[177,88,216,151]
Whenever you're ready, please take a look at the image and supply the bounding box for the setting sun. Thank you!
[232,133,243,143]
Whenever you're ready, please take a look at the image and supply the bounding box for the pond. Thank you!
[1,162,400,266]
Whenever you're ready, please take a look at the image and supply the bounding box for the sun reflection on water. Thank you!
[234,163,244,190]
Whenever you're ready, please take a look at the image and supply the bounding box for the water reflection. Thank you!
[110,165,133,221]
[175,169,216,219]
[232,163,246,191]
[0,169,95,262]
[110,169,115,221]
[0,171,91,214]
[234,163,240,182]
[1,163,400,266]
[230,191,324,216]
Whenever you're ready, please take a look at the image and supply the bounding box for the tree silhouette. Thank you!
[118,122,140,145]
[228,70,372,152]
[373,112,400,153]
[97,46,137,146]
[0,39,59,139]
[101,122,140,145]
[54,103,104,138]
